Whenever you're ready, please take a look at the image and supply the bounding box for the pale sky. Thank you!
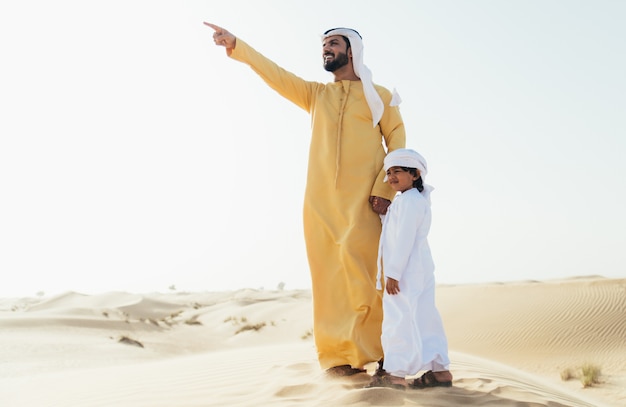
[1,0,625,297]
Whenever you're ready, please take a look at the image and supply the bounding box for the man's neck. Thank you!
[332,65,359,81]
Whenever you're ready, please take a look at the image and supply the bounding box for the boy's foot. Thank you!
[409,370,453,389]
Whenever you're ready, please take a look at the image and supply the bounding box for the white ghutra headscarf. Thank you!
[322,28,399,127]
[383,148,434,203]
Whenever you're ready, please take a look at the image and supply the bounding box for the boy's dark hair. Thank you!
[401,167,424,192]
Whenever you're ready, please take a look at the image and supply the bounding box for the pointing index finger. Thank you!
[203,22,221,32]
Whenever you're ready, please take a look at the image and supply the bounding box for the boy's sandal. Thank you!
[409,370,452,389]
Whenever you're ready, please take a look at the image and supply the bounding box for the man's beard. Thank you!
[323,51,349,72]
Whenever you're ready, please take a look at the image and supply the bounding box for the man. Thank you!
[204,23,406,376]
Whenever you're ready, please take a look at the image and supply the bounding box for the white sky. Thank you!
[1,0,625,297]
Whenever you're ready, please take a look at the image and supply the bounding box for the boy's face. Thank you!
[386,166,418,193]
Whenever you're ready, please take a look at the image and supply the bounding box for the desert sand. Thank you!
[1,276,624,406]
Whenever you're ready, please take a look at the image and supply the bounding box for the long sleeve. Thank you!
[228,38,318,112]
[370,89,406,201]
[380,191,429,282]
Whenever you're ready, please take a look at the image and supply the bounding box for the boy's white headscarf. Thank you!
[383,148,434,202]
[322,28,385,127]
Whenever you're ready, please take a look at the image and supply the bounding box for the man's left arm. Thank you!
[370,95,406,214]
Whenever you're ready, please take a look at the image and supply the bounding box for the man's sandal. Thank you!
[325,364,366,377]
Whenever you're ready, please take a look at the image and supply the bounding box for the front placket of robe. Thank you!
[335,80,351,188]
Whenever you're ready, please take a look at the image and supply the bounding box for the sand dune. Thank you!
[438,276,626,405]
[1,277,624,406]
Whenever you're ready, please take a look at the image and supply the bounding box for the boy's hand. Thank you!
[369,196,391,215]
[385,277,400,295]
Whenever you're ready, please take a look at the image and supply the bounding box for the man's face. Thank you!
[322,35,350,72]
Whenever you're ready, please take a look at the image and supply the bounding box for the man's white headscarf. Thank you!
[322,28,388,127]
[383,148,434,202]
